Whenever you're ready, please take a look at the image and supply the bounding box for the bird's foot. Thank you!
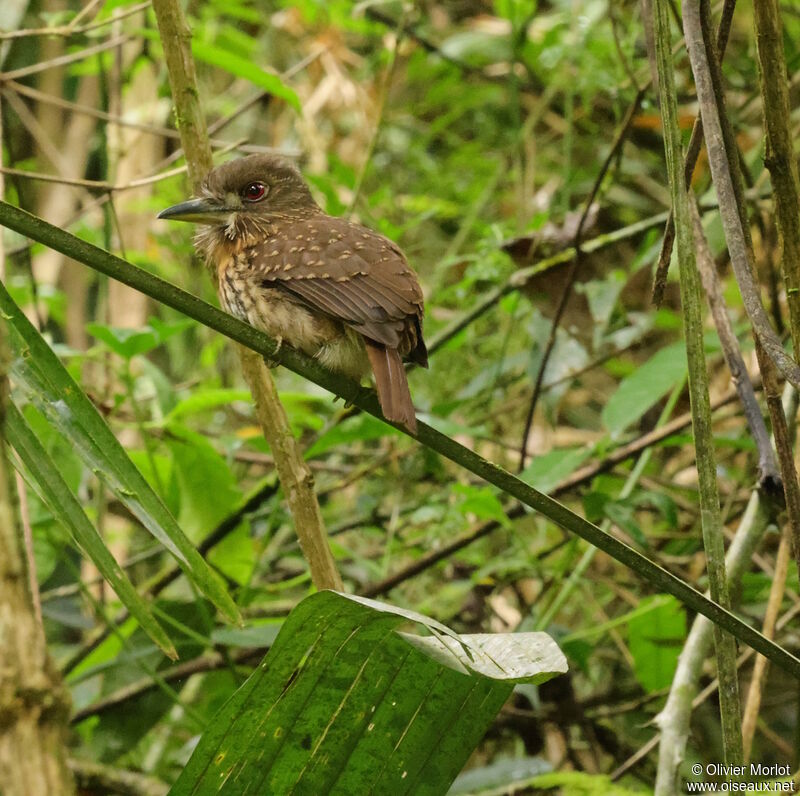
[263,336,283,368]
[342,385,372,409]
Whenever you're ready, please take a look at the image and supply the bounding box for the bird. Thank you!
[158,154,427,433]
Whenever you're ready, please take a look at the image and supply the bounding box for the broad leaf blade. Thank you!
[601,342,687,438]
[6,403,178,660]
[168,591,567,796]
[0,281,240,625]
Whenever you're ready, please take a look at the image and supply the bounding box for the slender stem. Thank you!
[535,377,684,631]
[517,88,645,470]
[655,0,742,767]
[430,209,673,357]
[149,0,212,194]
[237,347,342,590]
[682,1,800,389]
[692,0,800,586]
[651,0,737,305]
[654,385,796,791]
[1,200,798,678]
[150,0,340,591]
[690,198,779,489]
[348,24,402,215]
[14,472,42,631]
[741,525,792,761]
[753,0,800,574]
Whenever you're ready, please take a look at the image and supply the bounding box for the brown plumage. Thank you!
[158,154,427,432]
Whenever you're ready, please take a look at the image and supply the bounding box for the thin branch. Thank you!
[65,0,105,31]
[654,460,793,790]
[430,209,673,357]
[517,87,645,470]
[1,89,74,178]
[741,525,792,760]
[686,0,800,582]
[150,0,340,591]
[683,0,800,389]
[655,0,742,767]
[0,35,130,81]
[651,0,737,304]
[72,648,260,724]
[690,198,780,490]
[536,379,685,632]
[1,202,798,677]
[0,150,242,191]
[753,0,800,571]
[348,20,403,214]
[0,1,151,40]
[363,378,748,596]
[363,7,542,94]
[61,480,279,677]
[618,596,800,781]
[428,190,769,360]
[68,758,167,796]
[14,473,42,631]
[5,78,305,155]
[141,4,211,193]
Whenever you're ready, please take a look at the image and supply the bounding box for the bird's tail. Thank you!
[364,341,418,434]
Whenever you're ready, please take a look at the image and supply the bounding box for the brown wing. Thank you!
[248,215,427,364]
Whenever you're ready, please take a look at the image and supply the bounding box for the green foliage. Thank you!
[602,343,687,438]
[191,40,301,111]
[7,404,177,658]
[521,447,592,493]
[1,0,796,788]
[0,280,240,626]
[628,595,686,692]
[87,318,193,360]
[169,592,566,795]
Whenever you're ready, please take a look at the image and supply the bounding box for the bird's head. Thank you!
[158,154,318,229]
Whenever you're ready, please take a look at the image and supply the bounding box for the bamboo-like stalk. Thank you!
[655,489,773,792]
[753,0,800,575]
[149,1,212,194]
[685,0,800,595]
[2,199,799,679]
[684,0,800,629]
[150,0,341,591]
[652,0,742,772]
[651,0,736,304]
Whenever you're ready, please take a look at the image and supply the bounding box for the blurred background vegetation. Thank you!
[1,0,799,792]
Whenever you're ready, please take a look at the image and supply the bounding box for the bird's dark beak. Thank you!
[157,198,228,224]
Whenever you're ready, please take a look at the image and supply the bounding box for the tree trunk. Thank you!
[0,324,75,795]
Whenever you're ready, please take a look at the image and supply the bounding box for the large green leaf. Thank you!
[0,280,240,625]
[521,446,592,493]
[168,591,567,796]
[6,404,177,660]
[601,342,687,438]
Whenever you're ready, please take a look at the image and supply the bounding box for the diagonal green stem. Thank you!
[1,199,799,679]
[656,0,742,766]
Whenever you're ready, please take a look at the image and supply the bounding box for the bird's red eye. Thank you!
[242,182,267,202]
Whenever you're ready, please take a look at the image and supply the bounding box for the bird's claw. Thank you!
[263,337,283,368]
